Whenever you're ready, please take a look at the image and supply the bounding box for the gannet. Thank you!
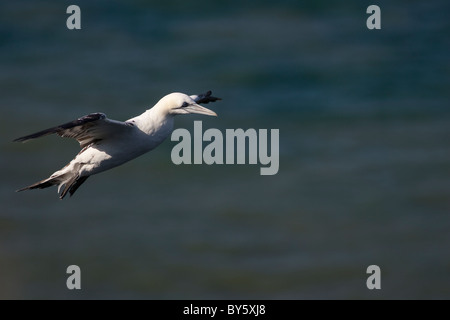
[14,91,220,199]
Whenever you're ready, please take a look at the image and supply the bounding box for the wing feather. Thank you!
[13,112,134,148]
[190,90,221,104]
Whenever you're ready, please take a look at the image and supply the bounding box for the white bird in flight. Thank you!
[14,91,220,199]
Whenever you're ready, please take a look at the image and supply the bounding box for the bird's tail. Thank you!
[17,172,89,199]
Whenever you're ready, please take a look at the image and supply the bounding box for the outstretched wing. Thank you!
[190,90,221,104]
[13,112,134,148]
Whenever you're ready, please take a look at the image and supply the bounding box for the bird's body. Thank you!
[14,91,220,199]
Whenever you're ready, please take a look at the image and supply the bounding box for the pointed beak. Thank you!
[184,103,217,116]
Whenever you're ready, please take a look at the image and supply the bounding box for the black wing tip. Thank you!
[197,90,222,104]
[13,132,49,143]
[205,90,222,100]
[13,137,25,143]
[12,112,107,143]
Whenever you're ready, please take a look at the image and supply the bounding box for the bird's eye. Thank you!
[181,102,189,108]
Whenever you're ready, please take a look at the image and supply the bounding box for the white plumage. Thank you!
[14,91,220,199]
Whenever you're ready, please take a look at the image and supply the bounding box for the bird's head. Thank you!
[158,92,217,117]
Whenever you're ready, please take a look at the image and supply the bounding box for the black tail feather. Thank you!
[16,177,59,192]
[59,175,90,199]
[17,174,89,199]
[60,175,77,199]
[68,176,89,198]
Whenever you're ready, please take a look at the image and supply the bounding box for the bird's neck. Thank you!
[134,108,175,139]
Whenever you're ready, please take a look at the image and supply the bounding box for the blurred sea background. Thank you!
[0,0,449,299]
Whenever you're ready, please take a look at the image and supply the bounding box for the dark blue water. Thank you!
[1,0,449,299]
